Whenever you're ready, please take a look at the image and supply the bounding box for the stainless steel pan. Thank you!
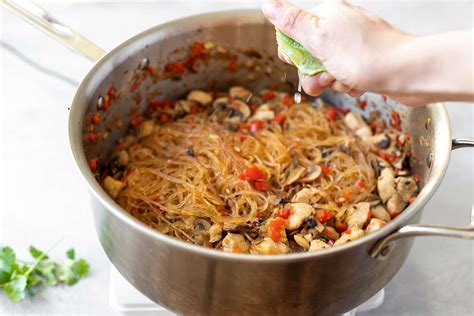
[4,2,473,315]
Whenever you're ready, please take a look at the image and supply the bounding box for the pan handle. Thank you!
[1,0,106,62]
[370,137,474,258]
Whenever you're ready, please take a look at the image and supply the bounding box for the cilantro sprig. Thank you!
[0,243,89,303]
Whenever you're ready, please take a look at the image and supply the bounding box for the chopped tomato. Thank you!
[278,208,291,219]
[233,246,241,253]
[344,229,352,235]
[338,107,350,114]
[88,158,98,173]
[102,95,111,111]
[269,218,286,242]
[262,91,275,101]
[316,210,334,223]
[390,212,399,219]
[254,181,268,191]
[391,110,402,131]
[91,112,101,125]
[240,166,266,181]
[382,95,388,102]
[145,66,154,76]
[355,180,366,190]
[130,114,143,128]
[413,174,420,183]
[190,106,199,114]
[130,79,140,92]
[88,132,99,143]
[160,114,171,123]
[134,93,142,104]
[107,86,116,98]
[273,113,285,125]
[335,223,347,233]
[340,190,352,200]
[190,41,205,58]
[358,100,367,110]
[239,134,247,142]
[282,95,294,106]
[321,165,332,175]
[165,61,186,74]
[324,227,338,240]
[250,120,264,133]
[239,123,250,130]
[327,108,338,121]
[227,57,238,72]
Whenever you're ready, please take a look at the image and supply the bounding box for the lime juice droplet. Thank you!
[294,70,302,104]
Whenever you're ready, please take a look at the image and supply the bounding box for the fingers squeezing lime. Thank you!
[275,29,325,76]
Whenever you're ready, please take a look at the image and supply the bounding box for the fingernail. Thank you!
[319,73,332,86]
[262,0,283,21]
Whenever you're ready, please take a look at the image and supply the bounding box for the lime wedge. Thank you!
[275,29,325,76]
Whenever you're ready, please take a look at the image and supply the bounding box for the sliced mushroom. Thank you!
[396,176,417,202]
[294,234,310,249]
[103,176,125,198]
[194,218,212,232]
[229,100,251,120]
[209,223,223,243]
[345,202,371,228]
[377,168,397,203]
[222,233,249,253]
[213,98,251,121]
[299,165,322,182]
[365,218,386,234]
[344,112,373,139]
[371,205,391,222]
[138,120,155,138]
[291,188,320,204]
[283,166,306,186]
[187,90,213,106]
[366,134,390,150]
[287,203,316,230]
[175,100,198,114]
[252,109,275,121]
[250,238,289,254]
[334,227,365,246]
[229,86,252,101]
[308,239,331,252]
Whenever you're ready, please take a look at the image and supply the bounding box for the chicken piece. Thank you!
[396,177,418,202]
[208,223,222,243]
[377,168,397,203]
[229,86,252,101]
[345,202,371,228]
[138,120,155,138]
[365,218,386,234]
[291,188,320,204]
[344,112,373,139]
[103,176,125,198]
[371,205,391,222]
[287,203,316,230]
[366,134,391,150]
[250,238,289,255]
[222,233,249,253]
[283,166,306,186]
[308,239,331,252]
[334,227,365,246]
[174,100,198,114]
[252,108,274,121]
[187,90,213,106]
[387,193,406,215]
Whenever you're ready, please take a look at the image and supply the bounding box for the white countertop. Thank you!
[0,1,472,315]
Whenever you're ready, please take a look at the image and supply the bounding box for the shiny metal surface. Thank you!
[6,5,470,315]
[452,137,474,150]
[1,0,105,61]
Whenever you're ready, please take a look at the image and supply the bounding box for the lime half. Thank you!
[276,29,325,76]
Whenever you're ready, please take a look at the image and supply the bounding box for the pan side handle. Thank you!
[371,137,474,258]
[2,0,106,62]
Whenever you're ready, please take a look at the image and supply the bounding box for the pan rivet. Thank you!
[380,245,391,256]
[139,58,149,70]
[97,96,104,110]
[425,117,431,130]
[426,151,433,168]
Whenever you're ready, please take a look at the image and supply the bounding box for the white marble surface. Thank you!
[0,1,472,315]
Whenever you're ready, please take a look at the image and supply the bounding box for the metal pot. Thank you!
[5,2,473,315]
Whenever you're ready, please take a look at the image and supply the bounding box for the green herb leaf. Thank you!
[0,246,16,284]
[66,249,75,260]
[3,275,27,303]
[29,246,49,260]
[59,259,90,286]
[34,260,58,286]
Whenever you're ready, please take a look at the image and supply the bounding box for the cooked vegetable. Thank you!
[101,86,417,254]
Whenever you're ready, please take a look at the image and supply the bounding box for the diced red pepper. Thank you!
[344,229,352,235]
[316,210,334,223]
[254,180,268,191]
[408,196,416,204]
[239,123,250,130]
[240,166,266,181]
[355,180,366,190]
[250,120,264,133]
[102,95,111,111]
[190,41,205,58]
[282,95,294,106]
[336,223,347,233]
[88,132,99,143]
[129,114,143,128]
[413,174,420,183]
[338,107,350,115]
[269,217,286,242]
[88,158,97,173]
[391,110,402,131]
[382,95,388,102]
[227,57,238,72]
[239,134,247,142]
[340,190,352,200]
[134,93,142,105]
[107,86,116,98]
[321,165,332,175]
[160,114,171,123]
[233,246,241,253]
[91,112,101,125]
[390,212,399,219]
[327,108,338,121]
[262,91,275,101]
[324,227,338,240]
[278,208,291,219]
[145,66,154,76]
[273,113,285,125]
[358,100,367,110]
[165,62,186,74]
[190,106,199,114]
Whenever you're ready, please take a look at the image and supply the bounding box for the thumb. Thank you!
[262,0,318,46]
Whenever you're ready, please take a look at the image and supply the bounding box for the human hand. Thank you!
[262,0,412,98]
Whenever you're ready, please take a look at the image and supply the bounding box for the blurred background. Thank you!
[0,1,472,315]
